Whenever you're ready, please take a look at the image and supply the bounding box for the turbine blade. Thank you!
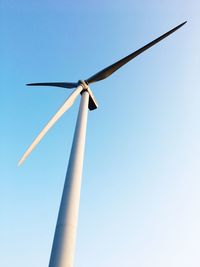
[86,21,187,84]
[18,85,83,166]
[27,82,78,89]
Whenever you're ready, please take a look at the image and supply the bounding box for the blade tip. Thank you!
[180,21,187,27]
[26,83,38,86]
[18,160,23,167]
[18,155,26,166]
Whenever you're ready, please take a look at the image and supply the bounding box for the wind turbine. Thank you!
[19,21,186,267]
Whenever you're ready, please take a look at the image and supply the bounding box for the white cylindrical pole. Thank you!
[48,90,89,267]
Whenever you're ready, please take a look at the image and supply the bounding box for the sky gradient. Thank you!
[1,1,200,267]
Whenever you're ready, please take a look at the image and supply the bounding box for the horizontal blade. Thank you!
[86,21,187,84]
[27,82,78,89]
[18,85,83,166]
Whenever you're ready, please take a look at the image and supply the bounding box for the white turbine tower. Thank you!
[19,22,186,267]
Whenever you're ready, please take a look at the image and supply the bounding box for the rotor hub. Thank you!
[78,80,89,90]
[78,80,98,111]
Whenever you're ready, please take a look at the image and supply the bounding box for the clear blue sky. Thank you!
[1,1,200,267]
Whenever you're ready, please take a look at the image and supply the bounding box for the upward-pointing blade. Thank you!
[86,21,187,84]
[18,85,83,166]
[27,82,78,89]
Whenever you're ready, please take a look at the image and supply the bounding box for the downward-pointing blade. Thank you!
[18,85,83,166]
[27,82,77,89]
[86,21,187,84]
